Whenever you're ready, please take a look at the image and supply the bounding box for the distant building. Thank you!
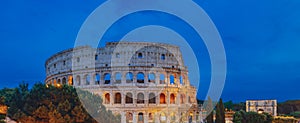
[246,100,277,116]
[225,109,235,123]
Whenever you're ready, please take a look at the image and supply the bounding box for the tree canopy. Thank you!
[0,83,120,123]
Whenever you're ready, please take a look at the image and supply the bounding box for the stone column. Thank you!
[91,73,95,85]
[110,91,113,106]
[155,112,160,123]
[144,111,149,123]
[121,111,126,123]
[193,111,196,123]
[133,112,137,123]
[155,72,160,85]
[145,72,149,84]
[166,112,170,123]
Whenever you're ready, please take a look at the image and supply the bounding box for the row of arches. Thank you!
[74,72,187,86]
[104,92,193,105]
[49,76,74,86]
[124,111,201,123]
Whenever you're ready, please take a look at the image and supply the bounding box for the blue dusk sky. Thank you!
[0,0,300,102]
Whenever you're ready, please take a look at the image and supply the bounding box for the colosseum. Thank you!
[45,42,202,123]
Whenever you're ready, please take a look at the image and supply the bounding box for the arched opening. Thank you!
[160,93,166,104]
[149,113,154,121]
[85,74,90,85]
[196,112,200,121]
[170,112,176,122]
[125,93,133,104]
[76,75,80,85]
[104,73,111,84]
[161,54,166,60]
[62,77,67,85]
[57,79,61,84]
[138,113,144,122]
[115,72,122,84]
[149,93,156,104]
[188,96,191,103]
[180,76,184,85]
[68,76,73,85]
[160,74,165,84]
[148,73,155,83]
[137,72,145,83]
[104,93,110,104]
[170,93,176,104]
[180,94,185,104]
[126,112,133,122]
[189,112,193,123]
[126,72,133,83]
[95,55,98,60]
[114,93,121,104]
[95,74,100,85]
[116,53,120,58]
[137,93,144,104]
[53,79,57,85]
[160,112,166,122]
[170,75,175,85]
[138,53,143,58]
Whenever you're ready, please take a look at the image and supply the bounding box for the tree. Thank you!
[1,83,120,123]
[33,105,49,122]
[205,97,214,123]
[216,98,225,123]
[233,110,273,123]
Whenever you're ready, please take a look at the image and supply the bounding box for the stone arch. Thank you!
[95,73,100,85]
[126,72,133,83]
[137,72,145,83]
[115,72,122,84]
[149,93,156,104]
[170,74,175,85]
[62,77,67,85]
[161,54,166,60]
[85,74,90,85]
[126,112,133,122]
[75,75,80,85]
[104,73,111,84]
[138,112,144,122]
[57,79,61,84]
[114,92,121,104]
[180,94,185,104]
[148,73,155,83]
[68,76,73,85]
[137,93,144,104]
[160,112,166,122]
[53,79,57,85]
[138,52,143,58]
[160,93,166,104]
[170,93,176,104]
[149,112,154,121]
[125,92,133,104]
[170,112,176,122]
[180,75,184,85]
[160,74,165,84]
[104,93,110,104]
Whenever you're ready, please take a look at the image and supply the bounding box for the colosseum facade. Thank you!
[45,42,202,123]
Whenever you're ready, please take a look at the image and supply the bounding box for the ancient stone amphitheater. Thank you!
[45,42,201,123]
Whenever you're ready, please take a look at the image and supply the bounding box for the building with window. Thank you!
[45,42,201,123]
[246,100,277,116]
